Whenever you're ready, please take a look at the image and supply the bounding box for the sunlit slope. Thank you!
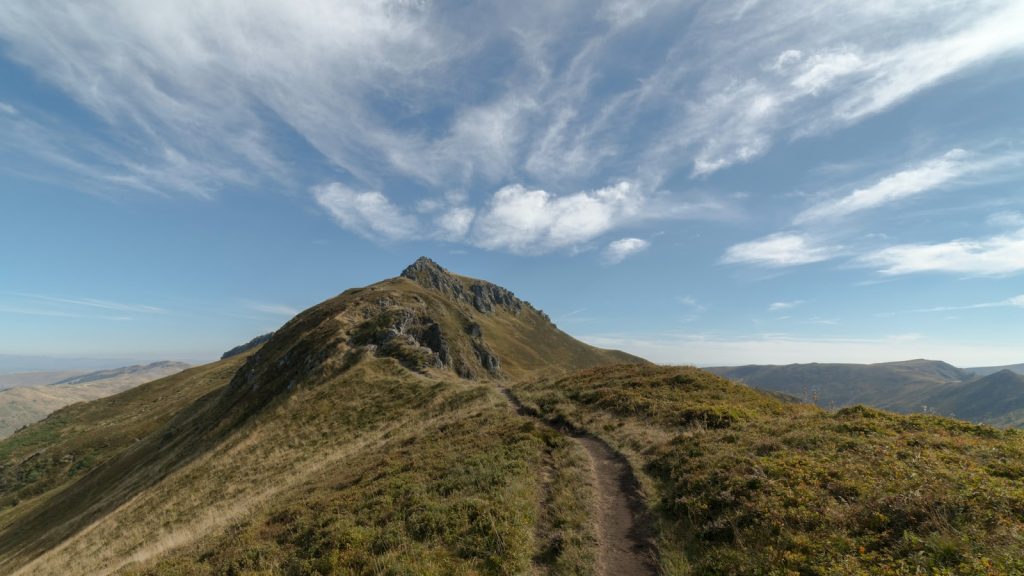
[514,364,1024,575]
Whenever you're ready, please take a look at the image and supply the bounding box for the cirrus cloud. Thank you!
[312,183,418,242]
[722,233,837,267]
[861,228,1024,276]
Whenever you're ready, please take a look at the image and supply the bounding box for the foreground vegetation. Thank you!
[514,364,1024,575]
[0,357,601,575]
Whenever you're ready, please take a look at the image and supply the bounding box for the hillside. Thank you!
[2,258,1022,575]
[706,360,972,412]
[0,361,190,438]
[512,364,1024,575]
[0,258,640,575]
[926,370,1024,427]
[968,363,1024,377]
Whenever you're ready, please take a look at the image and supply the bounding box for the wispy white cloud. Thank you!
[796,149,966,222]
[769,300,802,311]
[471,181,643,254]
[434,207,476,241]
[676,296,704,310]
[890,294,1024,314]
[722,233,836,267]
[648,0,1024,177]
[861,227,1024,276]
[313,178,729,254]
[0,304,130,321]
[312,183,419,242]
[1,0,1018,200]
[604,237,650,264]
[0,101,16,115]
[795,149,1023,223]
[17,294,166,314]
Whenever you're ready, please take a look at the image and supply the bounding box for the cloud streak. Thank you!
[722,233,836,267]
[796,149,1024,223]
[892,294,1024,314]
[17,294,166,314]
[861,228,1024,276]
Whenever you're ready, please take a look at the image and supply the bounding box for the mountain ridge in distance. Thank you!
[967,362,1024,377]
[0,361,190,438]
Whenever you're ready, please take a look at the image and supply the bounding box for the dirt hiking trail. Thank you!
[498,387,657,575]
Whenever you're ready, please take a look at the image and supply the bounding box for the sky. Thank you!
[1,0,1023,368]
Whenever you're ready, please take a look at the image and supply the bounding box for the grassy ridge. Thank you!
[0,356,245,511]
[1,353,602,575]
[514,364,1024,575]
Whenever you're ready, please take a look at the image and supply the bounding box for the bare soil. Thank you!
[575,435,657,576]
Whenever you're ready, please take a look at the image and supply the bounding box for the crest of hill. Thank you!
[52,361,190,386]
[967,362,1024,377]
[926,369,1024,426]
[191,257,645,429]
[707,359,972,412]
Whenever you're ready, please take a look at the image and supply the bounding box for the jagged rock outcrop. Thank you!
[223,257,638,409]
[401,257,526,315]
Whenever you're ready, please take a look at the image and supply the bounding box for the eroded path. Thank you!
[576,435,657,575]
[498,387,657,575]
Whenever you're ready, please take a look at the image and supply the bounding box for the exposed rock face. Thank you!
[401,257,525,315]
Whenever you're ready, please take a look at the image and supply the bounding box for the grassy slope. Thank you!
[0,356,245,513]
[0,363,190,438]
[5,355,598,576]
[0,270,624,575]
[514,364,1024,575]
[927,370,1024,427]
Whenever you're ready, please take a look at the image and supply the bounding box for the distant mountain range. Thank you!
[966,363,1024,377]
[0,361,190,438]
[708,359,1024,426]
[0,354,144,375]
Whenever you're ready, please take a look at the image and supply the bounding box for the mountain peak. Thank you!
[400,256,528,316]
[400,256,447,280]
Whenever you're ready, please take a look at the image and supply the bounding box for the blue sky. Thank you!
[1,0,1023,367]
